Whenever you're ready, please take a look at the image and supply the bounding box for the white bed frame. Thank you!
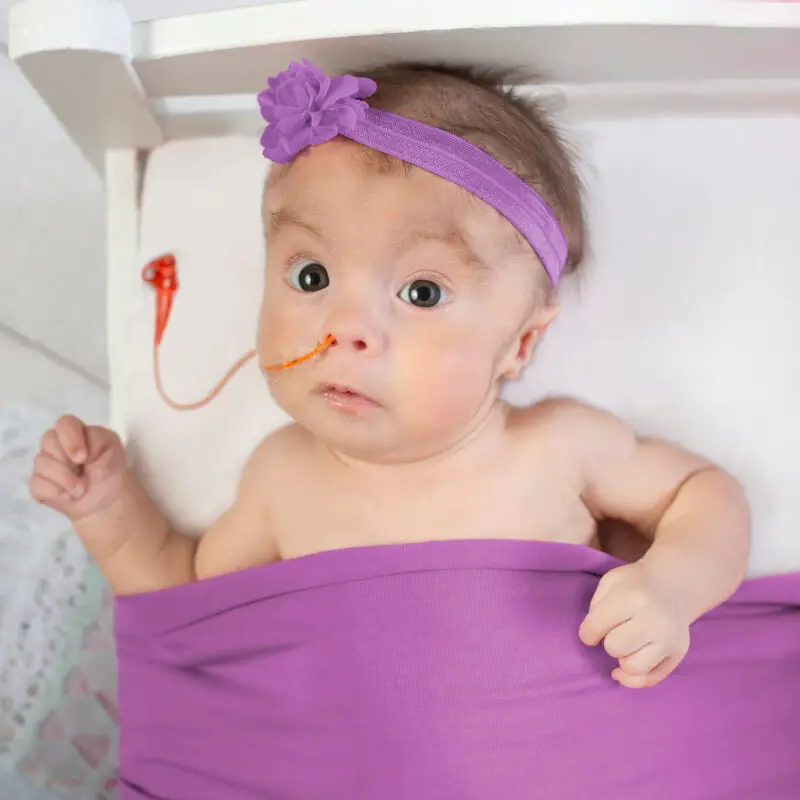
[8,0,800,432]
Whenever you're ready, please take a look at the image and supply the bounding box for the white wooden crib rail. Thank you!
[9,0,800,174]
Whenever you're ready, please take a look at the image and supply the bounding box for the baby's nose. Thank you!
[325,292,388,356]
[327,316,386,356]
[329,333,376,354]
[333,337,367,352]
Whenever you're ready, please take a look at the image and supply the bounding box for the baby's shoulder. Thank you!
[195,426,313,579]
[509,394,602,430]
[251,421,314,456]
[508,396,633,453]
[243,422,316,484]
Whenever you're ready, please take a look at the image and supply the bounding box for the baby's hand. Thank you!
[29,415,127,525]
[578,561,690,689]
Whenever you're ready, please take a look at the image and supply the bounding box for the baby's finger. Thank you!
[82,443,120,486]
[40,428,70,463]
[84,426,122,465]
[617,643,667,677]
[602,616,654,660]
[589,569,624,609]
[53,415,88,465]
[33,453,85,499]
[613,656,680,689]
[579,595,632,646]
[29,474,71,507]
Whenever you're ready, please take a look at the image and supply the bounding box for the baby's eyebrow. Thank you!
[268,206,327,242]
[394,224,490,272]
[269,206,490,271]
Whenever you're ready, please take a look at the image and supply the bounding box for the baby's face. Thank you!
[260,140,554,463]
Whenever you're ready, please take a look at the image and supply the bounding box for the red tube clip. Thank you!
[142,254,178,347]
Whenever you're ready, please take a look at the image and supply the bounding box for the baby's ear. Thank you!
[501,303,560,380]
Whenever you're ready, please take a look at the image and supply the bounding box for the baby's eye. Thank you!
[398,279,446,308]
[288,260,329,292]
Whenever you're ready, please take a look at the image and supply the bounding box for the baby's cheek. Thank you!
[257,301,310,364]
[256,299,280,354]
[400,345,494,424]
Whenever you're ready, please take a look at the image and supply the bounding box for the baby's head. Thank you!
[258,62,585,463]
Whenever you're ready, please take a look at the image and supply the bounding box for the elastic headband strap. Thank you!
[345,109,566,284]
[258,60,569,284]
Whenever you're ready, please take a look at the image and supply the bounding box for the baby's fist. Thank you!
[578,561,690,688]
[29,415,127,523]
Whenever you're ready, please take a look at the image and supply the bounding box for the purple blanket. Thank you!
[114,540,800,799]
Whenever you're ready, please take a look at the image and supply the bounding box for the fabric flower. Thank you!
[257,59,377,163]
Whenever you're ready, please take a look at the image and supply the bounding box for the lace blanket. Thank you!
[0,405,118,798]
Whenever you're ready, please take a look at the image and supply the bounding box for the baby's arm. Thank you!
[540,399,750,686]
[194,439,277,580]
[74,468,196,595]
[29,416,273,596]
[28,415,188,595]
[82,444,272,594]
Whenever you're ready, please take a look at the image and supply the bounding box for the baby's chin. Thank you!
[311,414,502,467]
[282,406,441,465]
[305,414,418,465]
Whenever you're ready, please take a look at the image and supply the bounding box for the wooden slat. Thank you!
[10,0,800,169]
[104,148,144,439]
[130,0,800,97]
[149,78,800,144]
[9,0,162,173]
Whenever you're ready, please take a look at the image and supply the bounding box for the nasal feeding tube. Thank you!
[141,254,335,411]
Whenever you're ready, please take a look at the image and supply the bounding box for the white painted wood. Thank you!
[553,78,800,122]
[9,0,800,167]
[0,335,109,423]
[135,0,800,61]
[131,0,800,97]
[149,77,800,143]
[149,94,264,141]
[10,0,131,57]
[9,0,162,173]
[104,148,143,440]
[0,53,108,382]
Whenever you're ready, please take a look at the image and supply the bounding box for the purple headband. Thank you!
[257,60,568,285]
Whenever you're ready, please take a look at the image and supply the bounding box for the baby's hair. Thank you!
[353,62,586,274]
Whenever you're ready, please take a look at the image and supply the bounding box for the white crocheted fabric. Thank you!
[0,404,118,798]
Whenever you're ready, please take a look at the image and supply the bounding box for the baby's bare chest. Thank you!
[268,453,596,562]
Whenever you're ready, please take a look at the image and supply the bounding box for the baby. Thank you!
[29,61,749,691]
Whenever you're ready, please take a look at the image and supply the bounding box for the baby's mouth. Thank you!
[317,383,382,412]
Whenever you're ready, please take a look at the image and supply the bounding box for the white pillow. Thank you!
[126,116,800,576]
[126,138,281,535]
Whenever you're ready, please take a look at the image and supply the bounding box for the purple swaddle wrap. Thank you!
[115,540,800,799]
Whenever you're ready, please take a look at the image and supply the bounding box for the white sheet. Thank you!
[126,116,800,576]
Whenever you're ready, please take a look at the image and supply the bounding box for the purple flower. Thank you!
[257,60,377,163]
